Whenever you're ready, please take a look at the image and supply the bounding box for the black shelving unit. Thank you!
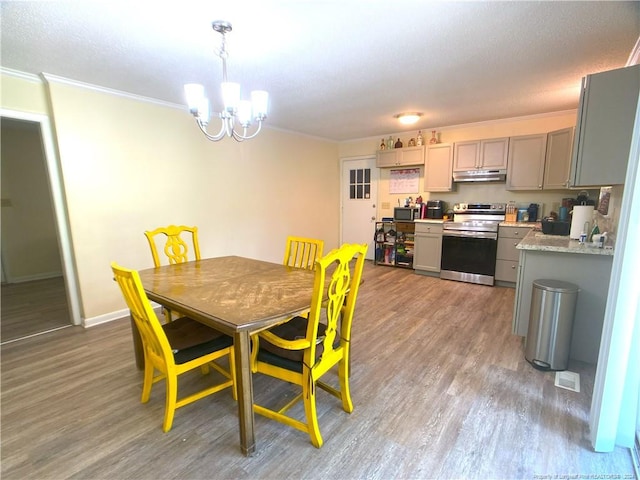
[374,221,415,269]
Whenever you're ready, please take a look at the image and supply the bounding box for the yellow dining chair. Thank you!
[111,262,236,432]
[283,236,324,270]
[144,225,201,322]
[251,242,368,447]
[144,224,201,266]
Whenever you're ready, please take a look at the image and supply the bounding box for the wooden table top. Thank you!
[138,256,316,334]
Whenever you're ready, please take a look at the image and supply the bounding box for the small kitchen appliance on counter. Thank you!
[425,200,445,219]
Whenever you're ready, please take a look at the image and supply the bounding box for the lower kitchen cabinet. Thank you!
[413,222,443,273]
[513,248,612,364]
[496,225,532,284]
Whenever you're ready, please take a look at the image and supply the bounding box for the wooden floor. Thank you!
[1,262,634,479]
[1,277,71,343]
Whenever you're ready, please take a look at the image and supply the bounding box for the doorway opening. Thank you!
[1,110,81,343]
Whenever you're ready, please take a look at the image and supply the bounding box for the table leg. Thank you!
[234,331,256,456]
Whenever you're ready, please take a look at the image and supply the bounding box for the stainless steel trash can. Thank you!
[525,279,579,371]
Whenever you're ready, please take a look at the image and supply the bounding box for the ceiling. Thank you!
[1,1,638,142]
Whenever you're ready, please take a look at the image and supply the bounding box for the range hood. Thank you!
[453,169,507,183]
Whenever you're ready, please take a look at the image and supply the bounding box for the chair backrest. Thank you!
[305,243,368,371]
[144,225,201,267]
[111,262,174,368]
[283,236,324,270]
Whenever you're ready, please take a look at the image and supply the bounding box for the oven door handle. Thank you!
[443,230,498,240]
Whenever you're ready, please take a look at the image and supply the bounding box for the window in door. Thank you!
[349,168,371,200]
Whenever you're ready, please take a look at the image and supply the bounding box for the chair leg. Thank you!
[338,357,354,413]
[302,376,323,448]
[229,349,237,401]
[141,357,154,403]
[162,371,178,432]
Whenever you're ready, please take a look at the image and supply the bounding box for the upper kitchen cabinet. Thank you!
[453,137,509,171]
[425,143,454,192]
[570,64,640,187]
[543,127,574,190]
[376,145,425,168]
[506,133,547,190]
[506,128,575,191]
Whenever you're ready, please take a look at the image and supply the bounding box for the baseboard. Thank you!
[83,304,164,328]
[4,272,63,283]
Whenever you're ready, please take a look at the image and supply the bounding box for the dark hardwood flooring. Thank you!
[1,277,71,343]
[1,262,634,479]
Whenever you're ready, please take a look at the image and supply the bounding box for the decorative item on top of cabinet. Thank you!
[386,136,394,149]
[429,130,439,144]
[506,133,547,191]
[380,138,386,150]
[395,138,403,148]
[425,143,454,192]
[570,64,640,187]
[416,130,424,146]
[453,137,509,171]
[376,145,425,168]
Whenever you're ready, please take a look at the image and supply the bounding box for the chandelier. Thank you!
[184,21,269,142]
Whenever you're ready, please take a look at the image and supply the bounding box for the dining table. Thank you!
[136,255,317,456]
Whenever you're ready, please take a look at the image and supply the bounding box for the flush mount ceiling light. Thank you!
[184,20,269,142]
[394,112,423,125]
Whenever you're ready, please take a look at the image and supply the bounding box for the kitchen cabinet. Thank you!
[495,225,532,283]
[543,127,574,190]
[413,222,443,273]
[453,137,509,171]
[569,64,640,187]
[425,143,454,192]
[376,145,425,168]
[374,221,415,269]
[506,128,575,191]
[506,134,547,190]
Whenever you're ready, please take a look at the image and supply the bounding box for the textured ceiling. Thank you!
[1,1,638,141]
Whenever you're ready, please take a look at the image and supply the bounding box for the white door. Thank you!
[341,157,378,260]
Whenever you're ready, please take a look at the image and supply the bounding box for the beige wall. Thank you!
[2,72,340,322]
[339,112,601,220]
[1,123,62,281]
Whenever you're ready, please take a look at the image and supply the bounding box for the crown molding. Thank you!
[0,67,42,83]
[40,73,184,111]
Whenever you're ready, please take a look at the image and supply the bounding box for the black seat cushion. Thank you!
[162,317,233,365]
[258,316,339,372]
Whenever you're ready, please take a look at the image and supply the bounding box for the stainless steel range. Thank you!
[440,202,506,286]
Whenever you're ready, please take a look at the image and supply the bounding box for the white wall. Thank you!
[1,72,340,324]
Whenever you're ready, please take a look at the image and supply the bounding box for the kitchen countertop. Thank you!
[414,218,449,224]
[516,228,614,256]
[499,221,539,228]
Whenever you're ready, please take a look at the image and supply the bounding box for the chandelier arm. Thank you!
[230,121,264,142]
[196,118,227,142]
